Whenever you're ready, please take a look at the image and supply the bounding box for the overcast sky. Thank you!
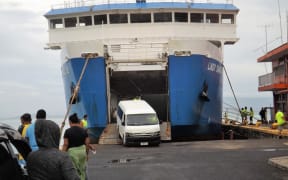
[0,0,287,119]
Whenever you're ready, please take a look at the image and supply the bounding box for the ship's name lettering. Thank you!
[207,63,222,73]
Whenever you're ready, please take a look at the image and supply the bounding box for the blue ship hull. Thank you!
[62,55,223,140]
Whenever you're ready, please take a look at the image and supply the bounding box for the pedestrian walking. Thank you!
[275,109,286,137]
[62,113,90,180]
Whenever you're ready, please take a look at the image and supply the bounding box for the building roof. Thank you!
[45,2,239,17]
[257,43,288,63]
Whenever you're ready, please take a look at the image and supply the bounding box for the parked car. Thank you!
[0,123,31,180]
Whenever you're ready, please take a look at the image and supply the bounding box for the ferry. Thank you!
[44,0,239,141]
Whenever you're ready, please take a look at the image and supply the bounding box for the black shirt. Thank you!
[64,126,88,149]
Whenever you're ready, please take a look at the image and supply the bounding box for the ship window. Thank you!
[94,14,107,25]
[206,14,219,23]
[190,13,203,23]
[65,17,77,28]
[175,12,188,22]
[221,14,234,24]
[109,14,128,24]
[154,12,172,23]
[79,16,92,26]
[50,19,63,29]
[130,13,151,23]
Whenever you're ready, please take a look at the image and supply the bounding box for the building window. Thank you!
[175,12,188,22]
[206,14,219,23]
[190,13,203,23]
[221,14,234,24]
[94,14,107,25]
[275,65,285,76]
[79,16,92,26]
[50,19,63,29]
[64,17,77,28]
[109,14,128,24]
[154,12,172,23]
[130,13,151,23]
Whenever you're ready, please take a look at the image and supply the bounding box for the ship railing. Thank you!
[51,0,234,10]
[222,105,242,123]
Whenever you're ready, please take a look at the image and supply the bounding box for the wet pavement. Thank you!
[87,139,288,180]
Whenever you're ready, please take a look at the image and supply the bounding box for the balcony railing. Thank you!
[258,72,288,91]
[258,72,274,87]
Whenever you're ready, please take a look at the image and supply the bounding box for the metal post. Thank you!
[277,0,283,44]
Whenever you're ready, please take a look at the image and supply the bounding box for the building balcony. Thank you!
[258,72,288,91]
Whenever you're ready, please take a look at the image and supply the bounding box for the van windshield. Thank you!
[126,114,159,126]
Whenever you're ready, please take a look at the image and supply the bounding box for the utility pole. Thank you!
[277,0,283,44]
[287,10,288,42]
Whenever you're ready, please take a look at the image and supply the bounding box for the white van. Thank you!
[117,100,161,146]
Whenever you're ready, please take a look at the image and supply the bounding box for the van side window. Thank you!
[117,107,123,119]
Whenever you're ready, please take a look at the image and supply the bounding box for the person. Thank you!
[259,107,265,124]
[18,113,32,135]
[240,108,245,124]
[20,113,32,137]
[26,119,80,180]
[243,106,248,122]
[249,107,254,125]
[18,113,32,166]
[275,109,286,136]
[80,114,88,129]
[25,109,46,151]
[62,113,90,180]
[263,107,267,123]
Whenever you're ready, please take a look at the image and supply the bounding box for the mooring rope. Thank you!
[59,53,98,144]
[222,64,242,124]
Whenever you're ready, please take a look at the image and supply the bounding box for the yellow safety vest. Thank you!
[81,119,88,128]
[276,111,285,125]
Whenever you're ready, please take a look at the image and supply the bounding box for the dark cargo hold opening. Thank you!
[109,70,168,123]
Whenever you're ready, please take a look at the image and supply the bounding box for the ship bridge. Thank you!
[45,1,239,62]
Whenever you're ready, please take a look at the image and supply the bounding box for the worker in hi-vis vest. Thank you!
[275,109,286,136]
[81,114,88,129]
